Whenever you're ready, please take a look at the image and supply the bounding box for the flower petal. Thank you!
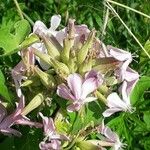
[84,97,97,103]
[102,108,123,117]
[107,93,127,109]
[67,73,83,100]
[57,84,75,100]
[50,15,61,31]
[67,103,81,112]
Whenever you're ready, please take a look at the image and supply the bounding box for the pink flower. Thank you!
[57,70,103,112]
[0,96,42,136]
[39,113,69,150]
[97,120,124,150]
[107,46,139,95]
[103,81,134,117]
[12,48,35,97]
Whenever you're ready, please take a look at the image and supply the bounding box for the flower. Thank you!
[0,96,42,136]
[103,81,134,117]
[12,47,35,97]
[39,113,69,150]
[57,70,103,112]
[97,120,124,150]
[107,46,139,95]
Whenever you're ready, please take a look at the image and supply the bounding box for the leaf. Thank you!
[140,40,150,63]
[69,101,103,135]
[0,70,11,102]
[0,19,31,55]
[143,111,150,128]
[130,76,150,105]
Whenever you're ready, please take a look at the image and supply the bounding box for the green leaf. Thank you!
[0,70,11,102]
[143,111,150,128]
[0,19,31,55]
[140,40,150,63]
[130,76,150,105]
[69,101,103,135]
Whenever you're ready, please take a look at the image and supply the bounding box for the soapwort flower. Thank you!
[97,120,125,150]
[103,81,135,117]
[0,96,42,136]
[39,113,69,150]
[57,70,103,112]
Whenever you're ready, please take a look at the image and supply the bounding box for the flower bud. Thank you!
[34,66,55,89]
[77,140,100,150]
[95,91,107,104]
[22,93,44,115]
[77,29,96,64]
[43,35,60,60]
[51,59,70,76]
[61,19,75,63]
[33,48,52,65]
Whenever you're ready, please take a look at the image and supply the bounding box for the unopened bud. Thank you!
[77,29,96,64]
[22,93,44,115]
[34,66,55,89]
[61,19,75,63]
[43,35,60,59]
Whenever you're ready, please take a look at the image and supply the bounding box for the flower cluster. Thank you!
[4,14,140,150]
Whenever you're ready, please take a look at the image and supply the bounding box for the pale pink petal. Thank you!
[81,71,103,99]
[39,113,55,135]
[67,103,81,112]
[84,97,97,103]
[50,15,61,31]
[102,108,123,117]
[108,46,132,62]
[67,73,83,100]
[33,20,48,36]
[107,93,127,109]
[0,128,22,137]
[57,84,75,100]
[15,117,42,128]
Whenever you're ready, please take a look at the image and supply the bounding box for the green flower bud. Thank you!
[77,29,96,65]
[34,66,55,89]
[33,48,52,65]
[76,140,100,150]
[43,35,61,60]
[51,59,70,76]
[61,19,75,63]
[22,93,44,115]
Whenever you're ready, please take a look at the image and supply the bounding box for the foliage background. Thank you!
[0,0,150,149]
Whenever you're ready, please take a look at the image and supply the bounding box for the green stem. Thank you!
[13,0,24,19]
[105,2,150,59]
[23,12,34,25]
[106,0,150,19]
[101,5,109,38]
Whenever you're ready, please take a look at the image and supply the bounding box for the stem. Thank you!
[13,0,24,19]
[106,0,150,19]
[101,5,109,38]
[23,12,34,25]
[105,2,150,59]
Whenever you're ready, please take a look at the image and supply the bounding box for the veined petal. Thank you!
[57,84,75,100]
[102,108,123,117]
[50,15,61,31]
[0,128,22,137]
[67,103,81,112]
[84,97,97,103]
[39,113,55,135]
[81,78,99,99]
[108,46,132,62]
[33,20,48,36]
[67,73,83,100]
[107,93,128,109]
